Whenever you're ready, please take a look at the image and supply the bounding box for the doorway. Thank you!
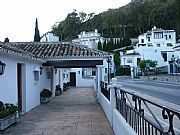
[17,64,22,112]
[70,72,76,86]
[17,63,26,112]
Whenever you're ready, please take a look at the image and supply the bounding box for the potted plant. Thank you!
[63,82,70,91]
[40,89,52,103]
[55,85,62,96]
[0,101,18,131]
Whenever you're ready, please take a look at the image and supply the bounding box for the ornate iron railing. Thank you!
[100,81,110,101]
[115,88,180,135]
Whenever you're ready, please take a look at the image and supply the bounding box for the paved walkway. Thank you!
[2,88,114,135]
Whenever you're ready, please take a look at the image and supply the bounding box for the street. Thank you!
[117,78,180,106]
[116,78,180,133]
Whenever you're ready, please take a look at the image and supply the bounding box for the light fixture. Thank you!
[106,54,112,84]
[40,67,43,75]
[55,68,57,74]
[0,60,6,75]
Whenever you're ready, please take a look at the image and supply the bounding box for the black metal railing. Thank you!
[100,81,110,101]
[115,88,180,135]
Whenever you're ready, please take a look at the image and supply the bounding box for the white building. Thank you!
[72,29,104,49]
[120,26,176,77]
[0,42,109,113]
[120,50,141,78]
[136,26,176,68]
[72,29,115,79]
[169,42,180,74]
[41,32,59,42]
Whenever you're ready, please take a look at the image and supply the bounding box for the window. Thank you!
[165,35,167,40]
[63,73,65,79]
[127,59,132,63]
[154,32,163,39]
[34,71,40,82]
[147,44,153,47]
[137,58,141,65]
[167,43,173,47]
[147,37,150,42]
[156,44,160,47]
[162,53,167,62]
[105,68,107,73]
[92,71,96,76]
[141,39,144,43]
[169,35,171,39]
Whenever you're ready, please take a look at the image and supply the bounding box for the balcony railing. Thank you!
[100,81,110,101]
[115,87,180,135]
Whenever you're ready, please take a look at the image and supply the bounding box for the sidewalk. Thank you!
[2,88,114,135]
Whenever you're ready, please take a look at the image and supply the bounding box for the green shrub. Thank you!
[0,101,18,119]
[40,89,52,98]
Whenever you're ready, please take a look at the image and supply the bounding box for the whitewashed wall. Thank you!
[0,54,51,112]
[0,56,18,105]
[25,62,51,112]
[69,68,94,87]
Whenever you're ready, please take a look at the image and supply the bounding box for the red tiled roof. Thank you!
[0,42,108,59]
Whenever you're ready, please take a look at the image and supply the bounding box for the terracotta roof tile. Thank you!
[0,42,108,59]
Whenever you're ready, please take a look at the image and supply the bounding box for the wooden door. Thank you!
[17,64,22,112]
[70,72,76,86]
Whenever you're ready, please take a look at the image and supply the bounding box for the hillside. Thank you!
[52,0,180,41]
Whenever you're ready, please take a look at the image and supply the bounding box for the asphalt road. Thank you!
[116,78,180,106]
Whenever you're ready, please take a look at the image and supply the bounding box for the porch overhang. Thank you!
[43,60,103,68]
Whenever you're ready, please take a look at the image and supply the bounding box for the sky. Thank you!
[0,0,131,42]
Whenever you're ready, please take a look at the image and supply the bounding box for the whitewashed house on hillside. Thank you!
[72,29,104,49]
[120,50,141,78]
[40,32,59,42]
[0,42,108,113]
[120,26,176,77]
[135,26,176,68]
[72,29,115,80]
[169,42,180,74]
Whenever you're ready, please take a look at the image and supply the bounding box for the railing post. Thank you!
[108,77,121,127]
[96,65,105,101]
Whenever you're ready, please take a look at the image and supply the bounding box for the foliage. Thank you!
[52,0,180,41]
[116,66,131,76]
[63,82,70,91]
[55,85,62,95]
[4,37,9,43]
[112,51,120,67]
[34,18,40,42]
[97,41,102,50]
[0,101,18,119]
[138,59,157,70]
[40,89,52,98]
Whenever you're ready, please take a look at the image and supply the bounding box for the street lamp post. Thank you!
[107,55,112,84]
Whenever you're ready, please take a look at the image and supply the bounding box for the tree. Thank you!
[103,39,107,51]
[97,41,102,50]
[79,11,87,23]
[112,51,120,67]
[138,59,157,75]
[34,18,40,42]
[4,37,9,43]
[122,36,132,47]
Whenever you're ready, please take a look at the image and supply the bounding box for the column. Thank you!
[108,78,122,127]
[59,69,63,90]
[96,65,105,100]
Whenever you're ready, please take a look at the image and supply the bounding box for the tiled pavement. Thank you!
[1,88,114,135]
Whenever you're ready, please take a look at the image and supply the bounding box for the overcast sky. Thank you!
[0,0,131,42]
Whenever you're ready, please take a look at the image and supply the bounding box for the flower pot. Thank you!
[40,97,50,104]
[55,90,61,96]
[0,112,17,131]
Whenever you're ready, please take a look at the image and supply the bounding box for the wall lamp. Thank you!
[0,60,6,75]
[40,67,43,75]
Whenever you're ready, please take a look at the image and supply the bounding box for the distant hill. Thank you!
[52,0,180,41]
